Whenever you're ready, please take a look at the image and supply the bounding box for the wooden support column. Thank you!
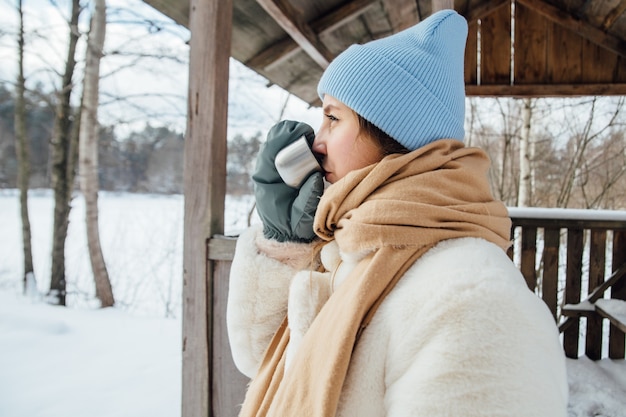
[182,0,232,416]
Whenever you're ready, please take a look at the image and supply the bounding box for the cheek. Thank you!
[328,132,357,164]
[333,135,355,155]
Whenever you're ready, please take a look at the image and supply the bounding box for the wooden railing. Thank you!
[507,207,626,360]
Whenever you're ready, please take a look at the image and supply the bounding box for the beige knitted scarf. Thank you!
[239,139,512,417]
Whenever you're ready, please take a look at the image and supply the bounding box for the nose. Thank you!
[312,131,326,154]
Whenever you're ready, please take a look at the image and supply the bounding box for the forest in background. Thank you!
[0,82,261,195]
[1,79,624,209]
[466,96,625,210]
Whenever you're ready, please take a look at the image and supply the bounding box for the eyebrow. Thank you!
[323,103,340,113]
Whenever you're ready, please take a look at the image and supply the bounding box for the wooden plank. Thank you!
[212,259,249,417]
[610,230,626,358]
[581,38,620,83]
[514,2,548,84]
[520,227,537,291]
[382,0,420,31]
[596,299,626,334]
[562,300,595,317]
[465,20,478,85]
[208,235,238,261]
[142,0,190,26]
[246,0,378,70]
[585,0,623,27]
[510,213,626,230]
[432,0,454,11]
[314,0,379,34]
[586,229,606,360]
[465,83,626,96]
[587,261,626,303]
[617,55,626,82]
[480,2,511,84]
[255,0,333,69]
[182,0,231,416]
[557,261,626,332]
[517,0,626,59]
[563,229,584,358]
[602,0,626,31]
[507,224,515,261]
[547,21,582,83]
[542,228,560,320]
[463,0,509,24]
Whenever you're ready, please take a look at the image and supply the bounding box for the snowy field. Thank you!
[1,190,625,417]
[0,189,256,317]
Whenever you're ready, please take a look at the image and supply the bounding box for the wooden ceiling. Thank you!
[143,0,626,106]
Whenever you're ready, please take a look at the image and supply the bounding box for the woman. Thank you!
[227,10,568,417]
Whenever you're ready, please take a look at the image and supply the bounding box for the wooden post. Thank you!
[563,229,584,358]
[182,0,232,416]
[586,229,606,360]
[610,230,626,358]
[542,228,560,320]
[520,227,537,291]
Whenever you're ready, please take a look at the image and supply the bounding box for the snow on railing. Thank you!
[508,207,626,222]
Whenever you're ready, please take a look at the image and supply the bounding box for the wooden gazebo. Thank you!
[140,1,626,416]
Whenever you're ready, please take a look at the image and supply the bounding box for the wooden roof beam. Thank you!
[248,0,510,71]
[463,0,509,23]
[314,0,380,34]
[433,0,454,11]
[142,0,189,27]
[603,0,626,31]
[517,0,626,58]
[247,0,379,70]
[382,0,422,30]
[466,83,626,97]
[255,0,334,69]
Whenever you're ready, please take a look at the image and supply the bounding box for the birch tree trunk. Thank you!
[518,98,533,207]
[14,0,35,295]
[49,0,81,306]
[79,0,114,307]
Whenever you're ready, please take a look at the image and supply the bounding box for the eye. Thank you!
[325,113,338,122]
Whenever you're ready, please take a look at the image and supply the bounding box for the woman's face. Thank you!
[312,95,384,184]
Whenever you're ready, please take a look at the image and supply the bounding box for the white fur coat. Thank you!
[227,226,568,416]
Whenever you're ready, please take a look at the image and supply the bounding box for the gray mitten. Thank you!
[253,120,324,242]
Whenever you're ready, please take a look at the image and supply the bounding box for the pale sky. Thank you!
[0,0,321,139]
[2,0,622,145]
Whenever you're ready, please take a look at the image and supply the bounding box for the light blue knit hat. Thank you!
[317,9,468,151]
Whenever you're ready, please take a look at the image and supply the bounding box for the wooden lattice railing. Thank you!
[508,207,626,360]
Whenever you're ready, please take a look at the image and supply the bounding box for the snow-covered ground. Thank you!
[0,189,255,317]
[0,190,625,416]
[0,291,181,417]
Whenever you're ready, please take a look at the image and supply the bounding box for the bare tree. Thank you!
[574,104,626,209]
[556,98,623,208]
[473,98,522,206]
[14,0,35,295]
[466,97,479,148]
[49,0,82,306]
[518,98,534,207]
[79,0,114,307]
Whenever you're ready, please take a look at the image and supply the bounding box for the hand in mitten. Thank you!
[253,120,324,243]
